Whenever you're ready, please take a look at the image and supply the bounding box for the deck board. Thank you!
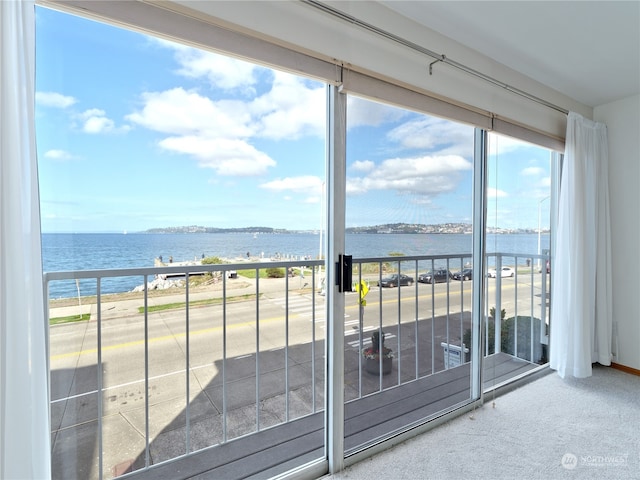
[484,353,538,387]
[130,414,324,480]
[344,365,471,449]
[128,353,538,479]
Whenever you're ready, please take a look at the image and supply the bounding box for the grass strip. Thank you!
[236,269,276,279]
[50,313,91,325]
[139,293,259,313]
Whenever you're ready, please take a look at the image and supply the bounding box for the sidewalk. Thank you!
[48,273,318,323]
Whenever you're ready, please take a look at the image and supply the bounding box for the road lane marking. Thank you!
[50,313,295,361]
[50,283,517,360]
[51,361,216,404]
[347,333,396,349]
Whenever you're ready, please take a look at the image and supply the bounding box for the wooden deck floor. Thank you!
[131,353,538,480]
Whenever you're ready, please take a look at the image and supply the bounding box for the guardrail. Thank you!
[485,253,550,364]
[45,252,549,479]
[344,252,549,400]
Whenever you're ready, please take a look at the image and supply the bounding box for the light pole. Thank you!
[537,195,550,271]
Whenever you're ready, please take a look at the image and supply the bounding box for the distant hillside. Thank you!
[346,223,472,234]
[144,223,548,234]
[145,225,289,234]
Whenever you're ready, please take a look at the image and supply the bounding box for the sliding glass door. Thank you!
[37,7,328,478]
[483,132,556,391]
[341,93,478,454]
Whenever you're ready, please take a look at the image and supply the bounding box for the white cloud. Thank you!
[176,49,259,91]
[260,176,323,204]
[260,175,323,194]
[250,71,325,140]
[487,187,508,198]
[126,73,325,176]
[152,40,326,140]
[77,108,125,134]
[44,149,74,161]
[346,180,368,195]
[157,40,260,91]
[488,133,537,155]
[347,155,472,196]
[351,160,375,173]
[36,91,76,108]
[127,88,252,138]
[83,116,114,134]
[387,117,474,157]
[127,79,325,142]
[158,136,275,176]
[521,166,545,176]
[347,96,408,128]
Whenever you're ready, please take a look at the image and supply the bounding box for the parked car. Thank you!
[418,269,452,284]
[487,266,515,278]
[378,273,414,287]
[452,268,473,281]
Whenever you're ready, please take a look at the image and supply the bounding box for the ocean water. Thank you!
[42,232,549,298]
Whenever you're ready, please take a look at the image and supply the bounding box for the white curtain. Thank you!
[1,1,51,478]
[550,111,612,379]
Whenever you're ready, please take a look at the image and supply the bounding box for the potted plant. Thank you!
[362,329,393,375]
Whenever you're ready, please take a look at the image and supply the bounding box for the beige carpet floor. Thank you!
[330,365,640,480]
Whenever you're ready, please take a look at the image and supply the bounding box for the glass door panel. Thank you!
[484,132,555,392]
[343,94,476,453]
[37,7,327,478]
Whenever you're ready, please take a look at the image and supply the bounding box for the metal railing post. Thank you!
[513,256,519,358]
[430,258,435,375]
[143,276,150,469]
[97,278,104,480]
[414,259,419,379]
[185,274,191,453]
[285,270,290,422]
[311,265,317,413]
[222,272,228,442]
[358,264,363,397]
[494,255,502,354]
[378,263,383,391]
[255,268,260,432]
[396,260,401,384]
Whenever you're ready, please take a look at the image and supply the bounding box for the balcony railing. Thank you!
[45,252,549,479]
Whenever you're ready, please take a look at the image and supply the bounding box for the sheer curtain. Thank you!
[550,111,612,379]
[0,0,51,478]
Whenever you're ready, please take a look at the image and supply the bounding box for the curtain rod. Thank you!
[301,0,569,116]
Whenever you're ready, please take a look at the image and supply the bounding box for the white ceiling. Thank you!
[379,1,640,107]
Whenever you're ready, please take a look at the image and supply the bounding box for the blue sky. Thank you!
[35,7,552,233]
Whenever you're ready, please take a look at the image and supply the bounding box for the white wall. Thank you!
[595,94,640,370]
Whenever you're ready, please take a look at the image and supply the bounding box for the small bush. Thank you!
[266,267,285,278]
[201,256,224,265]
[358,263,382,274]
[463,314,546,363]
